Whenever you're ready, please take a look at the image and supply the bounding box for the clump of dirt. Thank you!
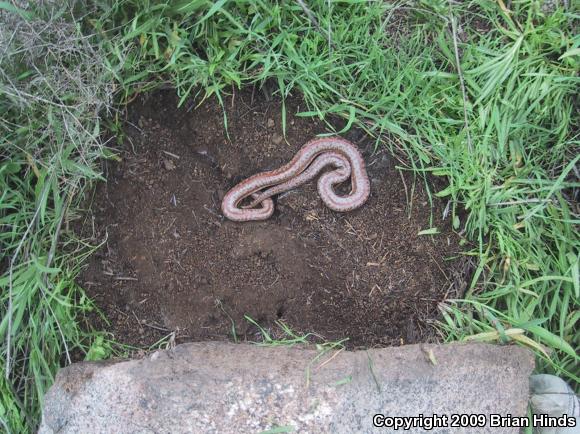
[79,88,462,349]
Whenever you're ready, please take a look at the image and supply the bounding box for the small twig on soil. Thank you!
[191,209,200,227]
[442,281,455,301]
[344,280,351,295]
[203,204,223,224]
[428,252,450,282]
[142,322,171,332]
[162,217,177,236]
[269,275,280,287]
[398,169,410,216]
[343,219,359,238]
[131,310,141,326]
[368,284,383,297]
[113,306,129,318]
[162,150,180,159]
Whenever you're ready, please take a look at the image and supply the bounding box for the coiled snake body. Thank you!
[221,137,370,222]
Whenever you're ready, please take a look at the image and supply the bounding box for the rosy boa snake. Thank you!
[221,137,370,221]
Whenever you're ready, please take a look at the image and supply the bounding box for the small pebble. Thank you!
[163,159,176,171]
[267,118,275,128]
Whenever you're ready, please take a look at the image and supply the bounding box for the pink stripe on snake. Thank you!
[221,137,370,222]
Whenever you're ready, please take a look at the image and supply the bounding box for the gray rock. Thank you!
[530,374,580,434]
[39,342,534,434]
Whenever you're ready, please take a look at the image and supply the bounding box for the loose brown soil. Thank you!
[79,88,463,349]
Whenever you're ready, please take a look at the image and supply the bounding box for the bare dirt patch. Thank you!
[79,88,462,349]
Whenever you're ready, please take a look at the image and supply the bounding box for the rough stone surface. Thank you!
[39,342,534,434]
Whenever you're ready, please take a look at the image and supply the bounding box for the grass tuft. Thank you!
[0,1,117,430]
